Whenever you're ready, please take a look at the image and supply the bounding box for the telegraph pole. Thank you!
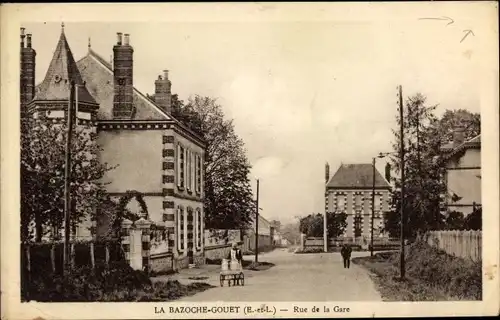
[398,85,406,280]
[63,80,76,273]
[370,157,376,257]
[255,179,259,263]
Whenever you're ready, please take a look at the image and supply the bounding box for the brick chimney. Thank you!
[452,125,466,146]
[325,162,330,183]
[154,69,172,114]
[113,32,134,119]
[20,28,36,112]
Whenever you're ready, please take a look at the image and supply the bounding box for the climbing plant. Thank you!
[100,190,150,239]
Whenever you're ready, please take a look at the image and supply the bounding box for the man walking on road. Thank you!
[341,244,352,269]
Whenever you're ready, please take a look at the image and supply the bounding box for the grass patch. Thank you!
[295,245,363,254]
[23,261,214,302]
[205,258,274,271]
[352,241,482,301]
[245,261,275,271]
[187,276,210,280]
[149,269,177,277]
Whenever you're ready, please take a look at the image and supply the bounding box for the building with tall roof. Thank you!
[440,126,481,216]
[325,163,392,240]
[20,24,206,270]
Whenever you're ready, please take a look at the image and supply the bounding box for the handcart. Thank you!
[219,259,244,287]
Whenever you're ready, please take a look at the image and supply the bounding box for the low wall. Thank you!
[204,229,241,247]
[301,236,398,252]
[426,230,481,262]
[150,253,173,273]
[243,234,273,253]
[204,244,233,261]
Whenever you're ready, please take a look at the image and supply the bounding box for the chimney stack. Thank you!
[453,125,466,146]
[26,34,32,48]
[113,32,134,118]
[325,162,330,183]
[154,69,172,114]
[20,27,26,48]
[20,28,36,112]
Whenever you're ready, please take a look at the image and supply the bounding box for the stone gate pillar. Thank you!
[136,212,152,273]
[121,218,133,265]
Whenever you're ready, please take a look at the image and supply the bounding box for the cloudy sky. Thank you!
[21,3,495,224]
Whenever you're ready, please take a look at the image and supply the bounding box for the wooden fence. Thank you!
[21,240,124,276]
[426,230,482,262]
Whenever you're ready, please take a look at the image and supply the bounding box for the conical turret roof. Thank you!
[33,24,98,106]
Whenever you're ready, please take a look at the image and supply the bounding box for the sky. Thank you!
[22,4,491,224]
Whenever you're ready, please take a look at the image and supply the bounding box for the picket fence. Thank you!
[426,230,481,262]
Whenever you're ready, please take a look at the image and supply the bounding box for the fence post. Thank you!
[50,244,56,273]
[105,243,110,266]
[90,242,95,269]
[25,244,31,300]
[70,243,75,268]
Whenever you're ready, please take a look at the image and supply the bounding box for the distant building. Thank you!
[441,126,481,216]
[243,215,275,252]
[325,163,392,240]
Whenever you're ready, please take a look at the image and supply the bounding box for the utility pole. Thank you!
[370,157,376,257]
[63,80,76,274]
[255,179,259,263]
[398,85,406,280]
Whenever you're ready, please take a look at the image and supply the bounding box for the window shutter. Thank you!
[184,148,187,188]
[177,145,181,187]
[191,152,195,190]
[187,150,191,191]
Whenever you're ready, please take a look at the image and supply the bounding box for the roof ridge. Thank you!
[80,50,205,144]
[326,163,391,189]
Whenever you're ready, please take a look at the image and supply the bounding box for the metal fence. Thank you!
[426,230,482,262]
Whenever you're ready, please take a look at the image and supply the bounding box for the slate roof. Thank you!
[33,29,97,106]
[326,163,391,190]
[444,134,481,159]
[76,49,169,121]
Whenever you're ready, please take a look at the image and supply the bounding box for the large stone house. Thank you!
[325,163,391,240]
[20,24,206,270]
[441,126,481,216]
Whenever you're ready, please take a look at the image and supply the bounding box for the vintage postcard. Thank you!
[1,2,499,319]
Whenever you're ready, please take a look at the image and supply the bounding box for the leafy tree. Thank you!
[438,109,481,143]
[384,94,481,239]
[299,213,323,237]
[21,118,114,242]
[270,219,282,232]
[464,207,481,230]
[169,95,255,230]
[299,212,347,238]
[443,211,466,230]
[280,221,301,244]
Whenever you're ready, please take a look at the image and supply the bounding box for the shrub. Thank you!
[24,260,214,302]
[401,241,481,299]
[25,261,152,302]
[369,240,482,300]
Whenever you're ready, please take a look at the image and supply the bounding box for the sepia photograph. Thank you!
[1,2,499,319]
